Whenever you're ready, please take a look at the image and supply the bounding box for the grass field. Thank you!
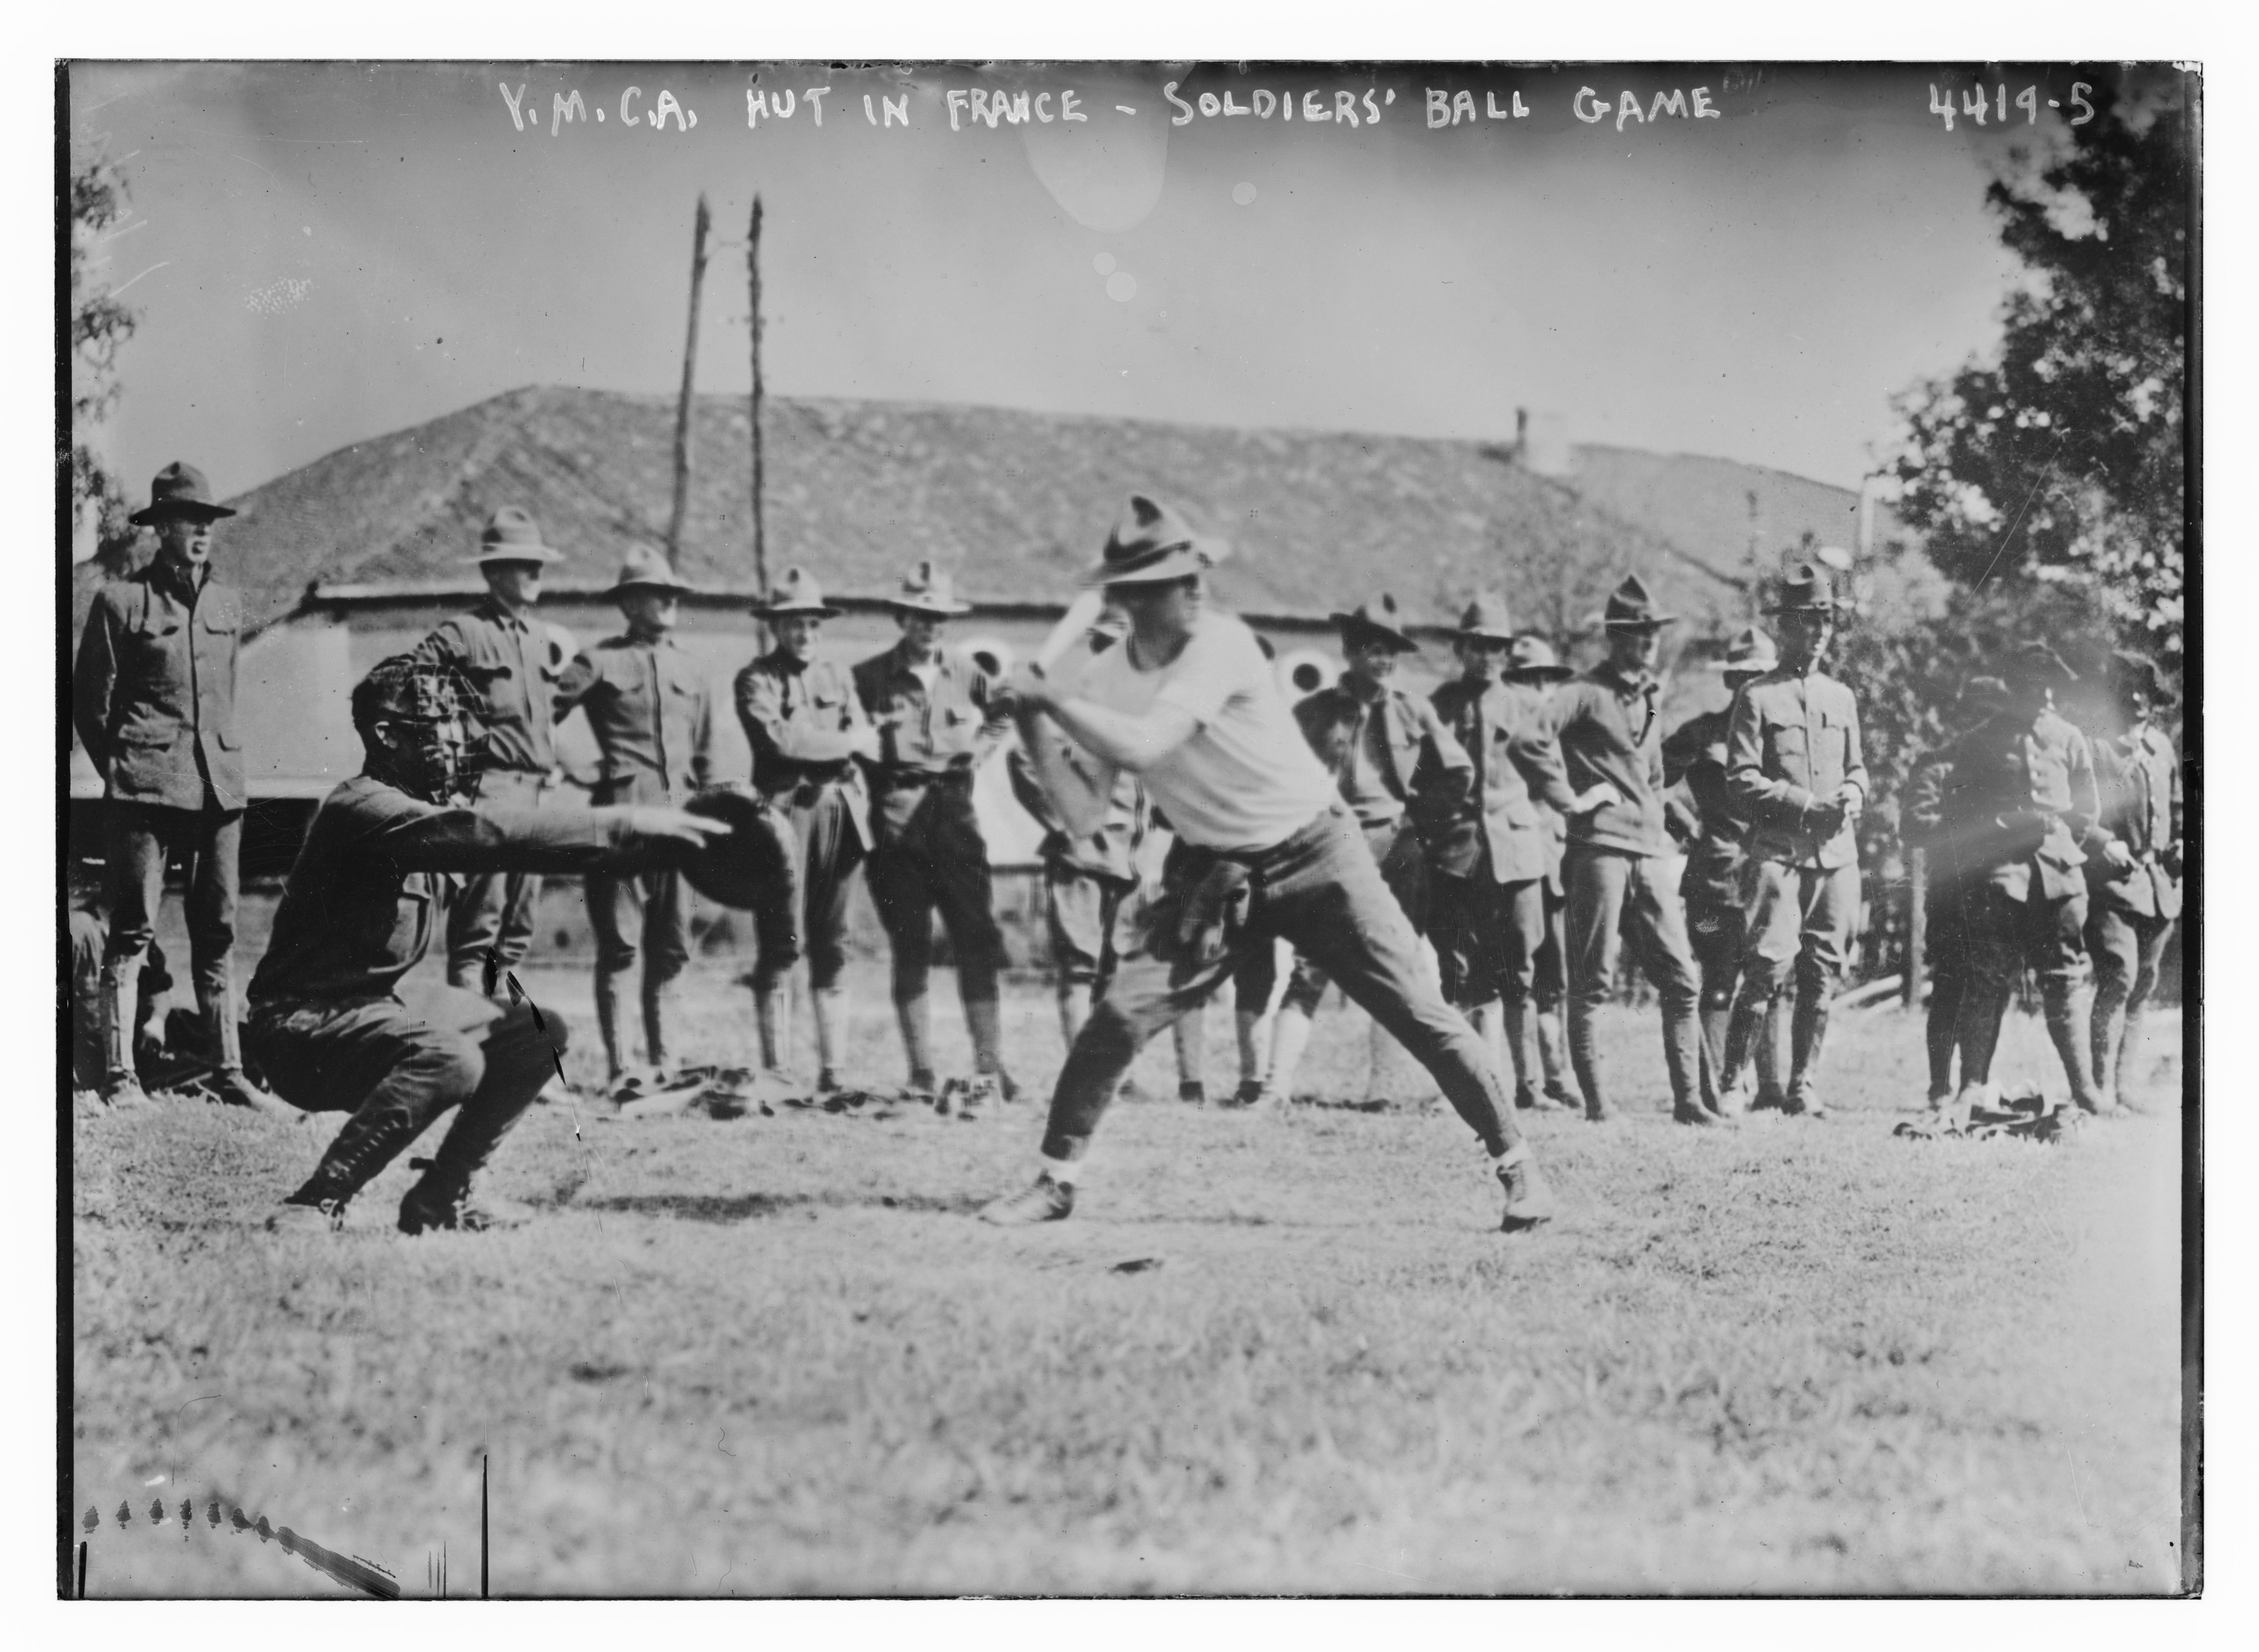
[69,960,2189,1597]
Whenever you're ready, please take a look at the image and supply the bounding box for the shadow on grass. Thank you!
[572,1191,990,1223]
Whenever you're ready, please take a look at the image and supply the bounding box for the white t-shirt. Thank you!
[1073,610,1337,852]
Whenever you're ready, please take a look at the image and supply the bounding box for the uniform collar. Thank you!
[1595,661,1656,698]
[146,556,208,603]
[478,594,534,630]
[888,641,951,678]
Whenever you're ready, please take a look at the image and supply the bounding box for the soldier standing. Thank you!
[550,547,720,1083]
[1427,595,1581,1112]
[1714,567,1869,1118]
[735,568,879,1093]
[1904,674,2011,1109]
[1007,610,1151,1051]
[1547,575,1713,1125]
[1661,626,1787,1113]
[1258,594,1474,1108]
[2085,651,2183,1111]
[1931,642,2114,1115]
[853,561,1015,1111]
[72,462,274,1111]
[1501,635,1580,1110]
[408,507,571,996]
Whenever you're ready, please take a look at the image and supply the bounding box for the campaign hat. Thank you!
[129,461,236,525]
[1330,593,1420,654]
[468,506,564,566]
[1958,674,2011,719]
[2106,649,2173,705]
[1721,625,1778,680]
[1085,494,1232,587]
[1602,574,1679,631]
[1763,562,1839,614]
[887,559,973,616]
[2003,640,2078,688]
[1453,593,1517,643]
[759,566,841,618]
[1503,635,1573,682]
[608,544,700,596]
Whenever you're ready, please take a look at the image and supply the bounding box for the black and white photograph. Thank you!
[57,42,2200,1601]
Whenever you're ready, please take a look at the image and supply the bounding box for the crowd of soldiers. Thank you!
[69,463,2184,1234]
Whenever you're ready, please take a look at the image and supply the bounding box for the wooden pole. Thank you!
[1904,845,1927,1008]
[748,194,767,598]
[667,193,712,568]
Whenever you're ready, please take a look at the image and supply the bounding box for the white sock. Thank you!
[1040,1151,1081,1187]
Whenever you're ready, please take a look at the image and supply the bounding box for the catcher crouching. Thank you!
[247,654,727,1236]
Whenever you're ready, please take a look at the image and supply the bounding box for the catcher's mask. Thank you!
[350,654,492,805]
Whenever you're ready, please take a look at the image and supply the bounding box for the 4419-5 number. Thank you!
[1929,81,2094,131]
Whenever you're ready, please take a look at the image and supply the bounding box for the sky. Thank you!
[68,59,2066,513]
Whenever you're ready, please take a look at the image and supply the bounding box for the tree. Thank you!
[69,142,140,564]
[1890,66,2192,668]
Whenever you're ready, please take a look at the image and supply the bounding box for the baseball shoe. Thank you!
[1179,1081,1208,1106]
[1495,1148,1558,1231]
[397,1184,538,1235]
[979,1172,1075,1226]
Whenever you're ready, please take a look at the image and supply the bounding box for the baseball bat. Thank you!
[1031,588,1109,677]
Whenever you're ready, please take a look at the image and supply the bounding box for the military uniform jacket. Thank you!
[1725,667,1868,870]
[734,651,875,849]
[248,775,646,1007]
[408,597,566,775]
[552,632,719,807]
[1548,665,1670,857]
[1661,708,1752,906]
[2089,722,2183,921]
[1427,676,1577,884]
[1929,708,2105,904]
[1008,741,1146,882]
[72,561,245,811]
[1292,680,1472,846]
[852,642,1009,838]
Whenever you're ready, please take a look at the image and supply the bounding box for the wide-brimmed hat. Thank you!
[609,544,699,597]
[1453,593,1516,644]
[1602,574,1679,631]
[1331,593,1420,654]
[1086,494,1232,587]
[1503,635,1573,682]
[2004,640,2078,688]
[887,559,973,616]
[760,566,839,618]
[1959,674,2011,717]
[468,506,564,566]
[1721,625,1778,679]
[129,461,236,525]
[1764,562,1839,615]
[2107,649,2173,705]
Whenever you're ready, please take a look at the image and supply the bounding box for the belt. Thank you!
[764,772,856,809]
[1189,803,1346,872]
[878,768,974,792]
